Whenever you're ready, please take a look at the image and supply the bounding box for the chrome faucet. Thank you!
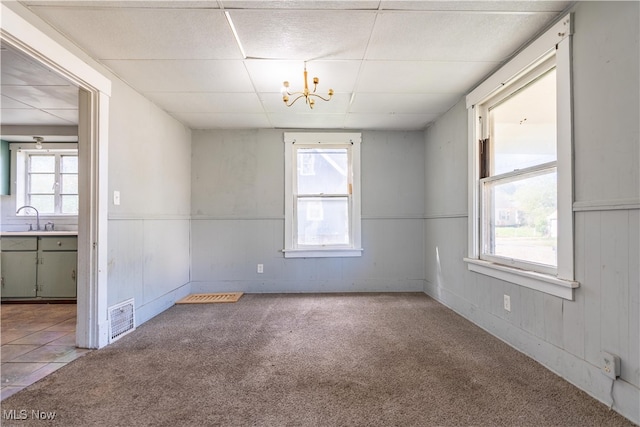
[16,205,40,231]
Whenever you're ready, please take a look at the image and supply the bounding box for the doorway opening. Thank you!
[1,4,111,350]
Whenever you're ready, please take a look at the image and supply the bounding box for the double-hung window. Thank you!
[465,14,578,299]
[14,145,79,216]
[283,132,362,258]
[480,60,558,274]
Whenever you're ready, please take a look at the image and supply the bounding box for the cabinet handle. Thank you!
[1,277,4,288]
[57,241,62,246]
[72,269,76,281]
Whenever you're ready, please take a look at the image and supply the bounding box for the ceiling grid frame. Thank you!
[2,0,573,132]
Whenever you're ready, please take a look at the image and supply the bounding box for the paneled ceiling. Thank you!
[1,0,572,131]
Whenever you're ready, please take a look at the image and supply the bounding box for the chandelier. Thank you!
[281,62,334,109]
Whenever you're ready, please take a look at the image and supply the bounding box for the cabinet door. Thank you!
[37,252,77,298]
[1,252,38,298]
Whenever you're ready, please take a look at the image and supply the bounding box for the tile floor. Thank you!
[1,304,90,400]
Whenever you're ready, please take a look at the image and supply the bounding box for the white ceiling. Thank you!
[1,0,572,131]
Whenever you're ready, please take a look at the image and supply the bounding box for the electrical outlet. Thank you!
[113,190,121,206]
[503,294,511,312]
[601,351,620,379]
[257,264,264,274]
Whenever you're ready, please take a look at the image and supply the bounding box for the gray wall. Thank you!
[106,76,192,323]
[424,2,639,423]
[190,129,425,293]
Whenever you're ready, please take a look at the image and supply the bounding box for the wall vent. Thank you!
[108,298,135,343]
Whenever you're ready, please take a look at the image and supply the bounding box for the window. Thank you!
[465,14,578,300]
[480,62,558,275]
[284,132,362,258]
[14,145,79,216]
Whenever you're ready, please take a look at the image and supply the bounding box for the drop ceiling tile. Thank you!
[1,95,31,109]
[246,60,360,93]
[102,60,253,92]
[260,92,351,114]
[357,61,498,95]
[345,113,439,131]
[228,9,376,60]
[222,1,380,9]
[367,11,558,61]
[28,7,240,60]
[0,109,75,126]
[349,93,461,114]
[145,92,264,113]
[1,86,78,110]
[171,112,271,129]
[1,46,72,86]
[43,109,79,124]
[24,1,219,7]
[379,1,572,12]
[268,113,347,130]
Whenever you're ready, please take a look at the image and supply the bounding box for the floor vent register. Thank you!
[108,298,136,343]
[176,292,244,304]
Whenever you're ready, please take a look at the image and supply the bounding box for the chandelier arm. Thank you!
[309,93,333,102]
[285,94,306,107]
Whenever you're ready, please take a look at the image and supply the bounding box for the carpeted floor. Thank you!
[0,293,635,426]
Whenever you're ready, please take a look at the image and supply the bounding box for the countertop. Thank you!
[1,231,78,237]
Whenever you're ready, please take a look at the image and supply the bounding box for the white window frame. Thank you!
[478,58,558,276]
[464,14,579,300]
[12,143,79,217]
[283,132,362,258]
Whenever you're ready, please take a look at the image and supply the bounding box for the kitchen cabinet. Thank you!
[1,236,38,297]
[37,236,77,298]
[1,235,77,300]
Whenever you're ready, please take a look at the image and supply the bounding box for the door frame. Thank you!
[1,4,111,348]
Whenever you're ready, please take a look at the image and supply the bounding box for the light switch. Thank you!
[113,190,121,205]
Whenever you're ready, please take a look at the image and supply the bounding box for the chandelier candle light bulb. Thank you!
[282,63,333,109]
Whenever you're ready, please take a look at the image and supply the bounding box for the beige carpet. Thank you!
[1,293,635,426]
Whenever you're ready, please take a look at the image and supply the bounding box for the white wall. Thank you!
[190,129,425,293]
[424,2,639,423]
[107,76,192,323]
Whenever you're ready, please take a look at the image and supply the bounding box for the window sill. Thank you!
[464,258,579,300]
[283,248,363,259]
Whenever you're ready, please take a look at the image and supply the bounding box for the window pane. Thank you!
[297,197,349,246]
[29,174,55,193]
[29,155,55,173]
[483,168,557,267]
[62,195,79,214]
[29,195,55,213]
[61,156,78,173]
[297,148,348,195]
[61,174,78,194]
[490,69,557,175]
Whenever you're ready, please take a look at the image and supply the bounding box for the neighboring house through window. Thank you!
[465,14,578,300]
[283,132,362,258]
